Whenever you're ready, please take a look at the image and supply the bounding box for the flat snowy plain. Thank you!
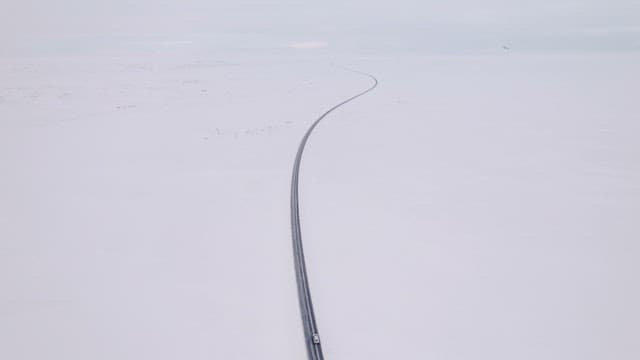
[1,51,639,359]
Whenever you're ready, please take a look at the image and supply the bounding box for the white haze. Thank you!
[1,1,639,360]
[2,0,640,56]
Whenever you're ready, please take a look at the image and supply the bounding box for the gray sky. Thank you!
[2,0,640,55]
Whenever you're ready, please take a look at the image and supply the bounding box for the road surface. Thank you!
[290,68,378,360]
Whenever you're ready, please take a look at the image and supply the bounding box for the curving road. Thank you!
[290,68,378,360]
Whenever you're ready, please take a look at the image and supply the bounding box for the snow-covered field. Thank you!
[1,52,639,359]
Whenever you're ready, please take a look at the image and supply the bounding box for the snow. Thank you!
[1,52,639,359]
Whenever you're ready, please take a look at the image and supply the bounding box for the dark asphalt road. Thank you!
[290,68,378,360]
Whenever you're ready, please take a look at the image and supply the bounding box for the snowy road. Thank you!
[290,69,377,360]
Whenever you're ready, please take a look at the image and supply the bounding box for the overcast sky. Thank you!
[3,0,640,56]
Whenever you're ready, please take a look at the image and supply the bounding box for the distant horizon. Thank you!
[3,29,640,58]
[2,0,639,57]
